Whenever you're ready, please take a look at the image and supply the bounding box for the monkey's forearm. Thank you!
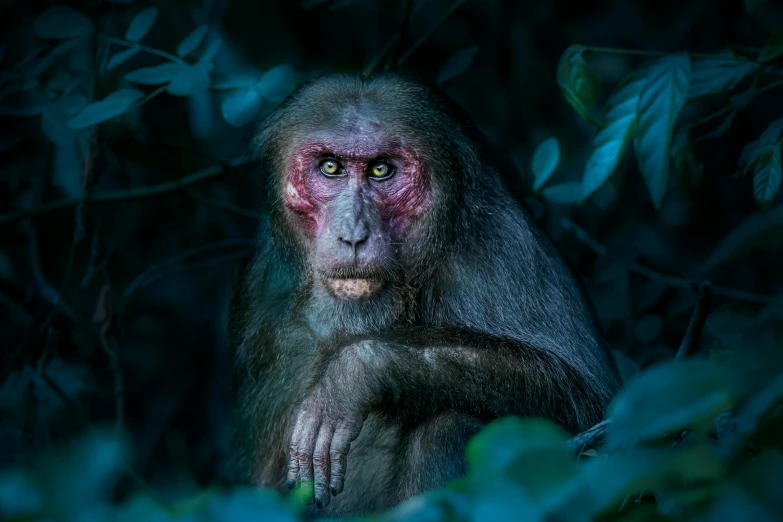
[334,330,607,433]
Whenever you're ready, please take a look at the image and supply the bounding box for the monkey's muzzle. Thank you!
[326,278,384,300]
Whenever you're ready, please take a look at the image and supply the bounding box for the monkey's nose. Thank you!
[338,234,369,253]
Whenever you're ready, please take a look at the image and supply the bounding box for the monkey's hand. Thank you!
[286,341,382,510]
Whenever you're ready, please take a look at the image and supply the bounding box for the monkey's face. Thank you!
[282,119,430,301]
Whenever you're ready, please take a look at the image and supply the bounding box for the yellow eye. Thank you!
[370,162,391,179]
[320,159,340,176]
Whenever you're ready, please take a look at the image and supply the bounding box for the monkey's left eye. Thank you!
[319,159,342,176]
[368,161,393,180]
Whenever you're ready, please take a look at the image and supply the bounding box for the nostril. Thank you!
[338,235,369,248]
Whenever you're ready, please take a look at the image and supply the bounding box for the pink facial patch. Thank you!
[283,137,430,239]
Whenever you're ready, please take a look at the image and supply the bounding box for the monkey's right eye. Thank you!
[319,159,342,176]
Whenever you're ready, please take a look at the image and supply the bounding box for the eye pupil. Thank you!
[320,159,340,175]
[371,162,390,178]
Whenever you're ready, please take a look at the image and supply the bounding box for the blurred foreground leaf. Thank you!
[68,89,144,128]
[437,46,479,85]
[125,7,159,42]
[606,358,731,450]
[34,7,94,40]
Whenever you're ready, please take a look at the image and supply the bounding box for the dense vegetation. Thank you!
[1,0,782,520]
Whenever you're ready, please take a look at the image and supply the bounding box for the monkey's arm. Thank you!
[286,327,610,509]
[362,327,608,429]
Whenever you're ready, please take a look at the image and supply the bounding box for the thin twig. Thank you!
[560,218,772,304]
[188,190,262,220]
[104,36,188,65]
[396,0,468,66]
[0,158,246,225]
[363,33,401,77]
[676,283,713,360]
[124,238,255,297]
[384,0,414,72]
[583,46,747,60]
[566,418,610,452]
[692,78,783,128]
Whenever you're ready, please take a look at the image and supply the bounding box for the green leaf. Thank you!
[688,53,759,99]
[41,104,75,146]
[52,142,83,198]
[706,304,758,350]
[125,7,158,42]
[212,73,259,90]
[467,418,569,480]
[30,430,127,517]
[68,89,144,129]
[221,87,263,127]
[531,137,560,191]
[255,64,297,103]
[670,125,703,190]
[557,45,601,124]
[106,46,141,71]
[581,72,648,200]
[542,182,582,204]
[578,445,724,517]
[760,26,783,63]
[34,7,94,40]
[167,64,212,96]
[606,358,731,450]
[744,0,766,16]
[125,63,187,85]
[753,144,782,208]
[701,204,783,272]
[436,45,479,85]
[198,38,223,66]
[177,25,208,57]
[633,54,692,209]
[739,117,783,173]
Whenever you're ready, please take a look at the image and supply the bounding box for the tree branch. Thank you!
[560,218,772,305]
[0,157,246,225]
[396,0,469,67]
[676,283,713,360]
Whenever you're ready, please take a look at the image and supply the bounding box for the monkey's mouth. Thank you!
[319,270,387,300]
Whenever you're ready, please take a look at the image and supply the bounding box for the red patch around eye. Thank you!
[284,140,430,238]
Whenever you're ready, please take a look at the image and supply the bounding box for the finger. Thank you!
[313,424,335,509]
[297,415,320,504]
[286,413,306,488]
[329,424,355,496]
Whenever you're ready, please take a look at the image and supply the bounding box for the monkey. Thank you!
[229,73,620,517]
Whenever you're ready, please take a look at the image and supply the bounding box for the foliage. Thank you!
[549,42,783,210]
[1,1,783,521]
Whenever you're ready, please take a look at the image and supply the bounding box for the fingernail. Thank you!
[330,487,337,496]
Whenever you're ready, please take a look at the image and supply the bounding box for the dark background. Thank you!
[1,0,782,512]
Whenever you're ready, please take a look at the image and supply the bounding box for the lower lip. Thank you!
[326,278,384,300]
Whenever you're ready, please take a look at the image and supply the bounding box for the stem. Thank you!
[0,158,246,225]
[128,84,168,112]
[104,36,188,65]
[188,190,262,220]
[582,46,741,60]
[384,0,414,72]
[692,78,783,128]
[396,0,468,66]
[676,283,713,360]
[561,218,773,305]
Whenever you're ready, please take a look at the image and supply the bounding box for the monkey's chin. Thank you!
[325,278,385,300]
